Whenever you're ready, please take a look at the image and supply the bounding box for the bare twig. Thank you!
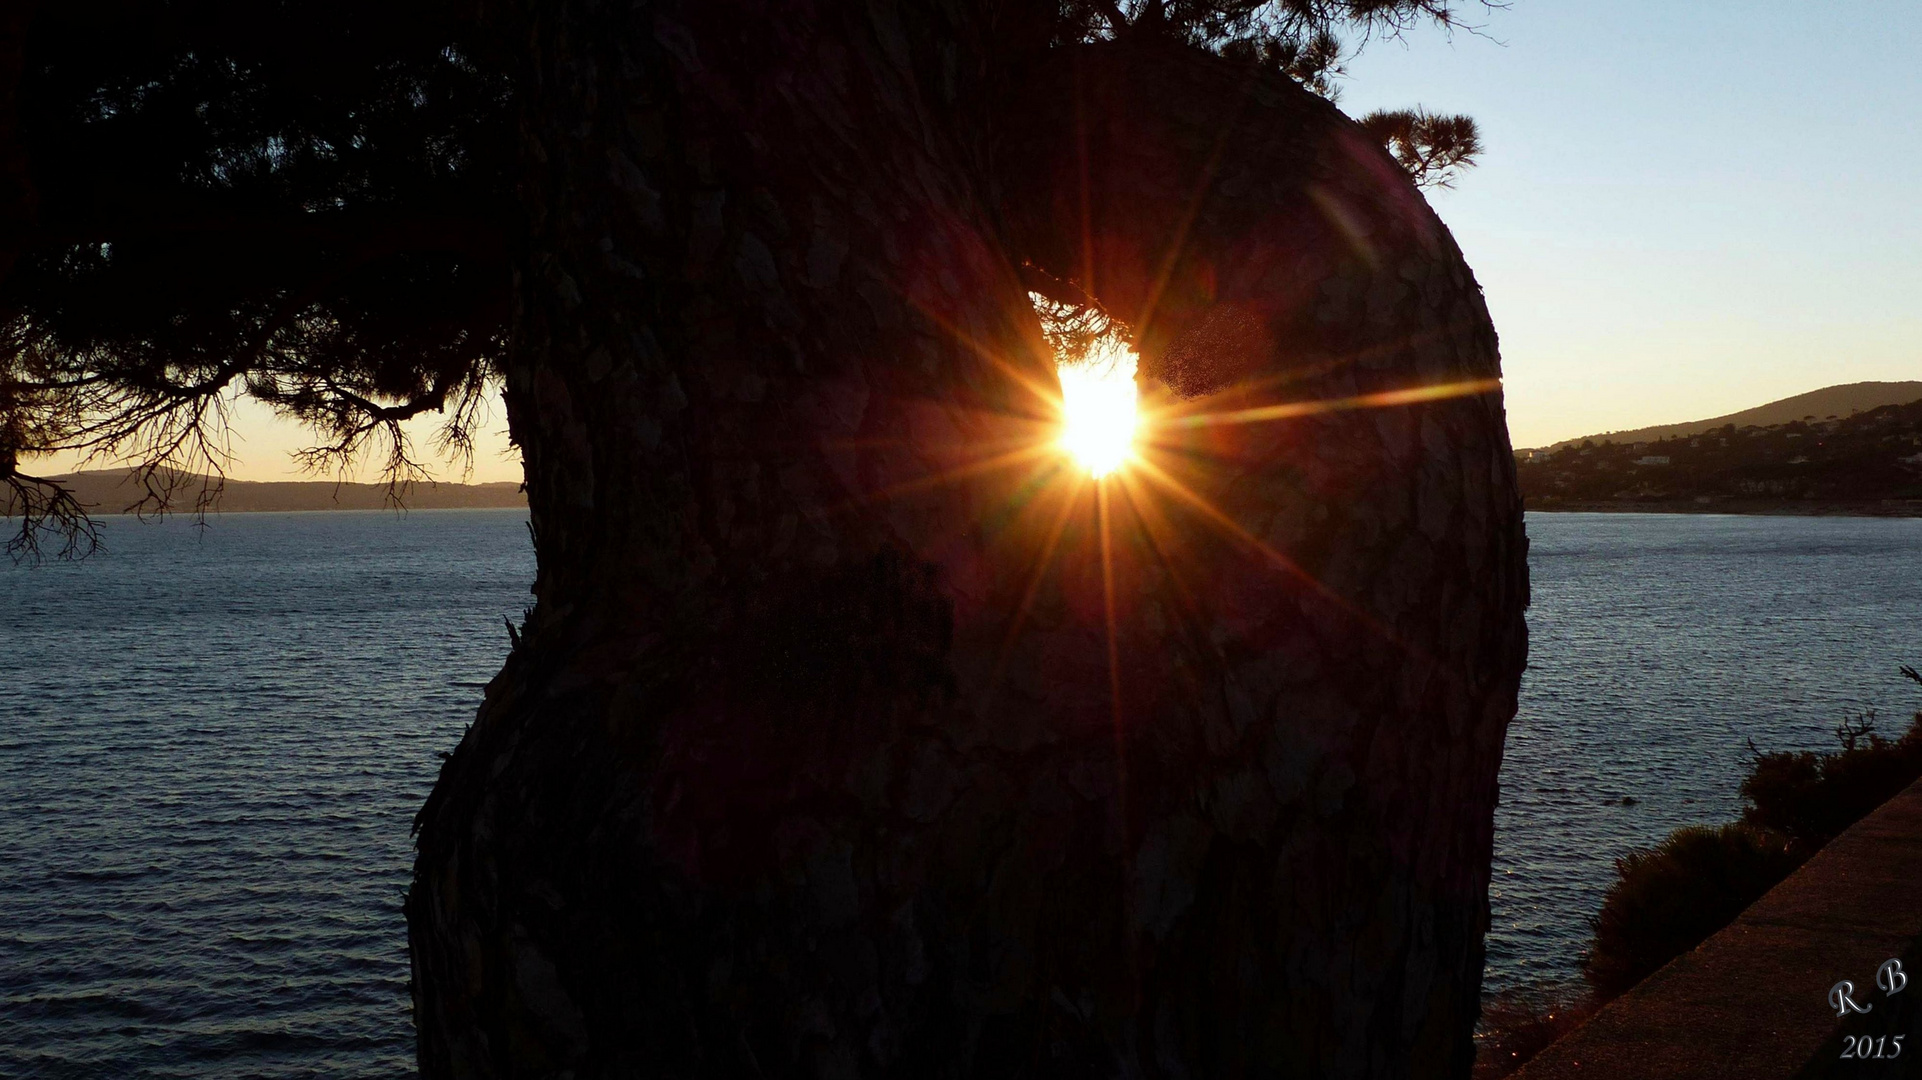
[2,470,99,561]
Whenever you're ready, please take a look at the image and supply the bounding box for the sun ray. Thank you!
[1098,478,1127,739]
[989,455,1079,532]
[1095,477,1138,1002]
[1112,467,1214,643]
[1126,454,1414,654]
[1128,455,1307,582]
[850,440,1059,506]
[1130,71,1256,343]
[987,475,1085,698]
[1163,377,1502,432]
[826,264,1494,718]
[1128,454,1455,679]
[1143,326,1462,428]
[869,268,1071,418]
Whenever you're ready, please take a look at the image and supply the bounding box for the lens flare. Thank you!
[1058,337,1139,479]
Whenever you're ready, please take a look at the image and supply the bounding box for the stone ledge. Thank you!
[1512,775,1922,1079]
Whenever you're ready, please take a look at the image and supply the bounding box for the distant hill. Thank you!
[1537,381,1922,451]
[1518,398,1922,515]
[5,468,525,515]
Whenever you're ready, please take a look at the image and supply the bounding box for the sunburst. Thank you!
[1056,336,1140,479]
[836,232,1501,757]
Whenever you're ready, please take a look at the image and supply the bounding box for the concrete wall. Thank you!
[1514,776,1922,1079]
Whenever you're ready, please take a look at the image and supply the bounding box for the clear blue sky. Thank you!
[1339,0,1922,448]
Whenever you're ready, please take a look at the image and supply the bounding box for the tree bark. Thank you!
[407,7,1527,1079]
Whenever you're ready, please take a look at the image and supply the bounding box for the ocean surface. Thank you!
[1489,513,1922,997]
[2,509,1918,1074]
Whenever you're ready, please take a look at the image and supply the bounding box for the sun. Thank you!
[1057,336,1140,479]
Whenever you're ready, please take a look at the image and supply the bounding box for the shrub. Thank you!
[1583,823,1805,1000]
[1585,689,1922,1003]
[1741,710,1922,847]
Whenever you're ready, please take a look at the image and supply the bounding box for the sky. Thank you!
[42,1,1922,481]
[1337,0,1922,449]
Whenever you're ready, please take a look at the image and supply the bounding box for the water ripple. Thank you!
[1487,512,1922,995]
[4,509,1918,1070]
[2,510,531,1078]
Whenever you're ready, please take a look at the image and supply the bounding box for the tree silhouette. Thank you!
[3,3,1526,1077]
[1358,107,1483,189]
[2,0,513,551]
[1,0,1487,555]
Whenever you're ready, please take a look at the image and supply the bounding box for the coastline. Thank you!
[1525,498,1922,519]
[69,503,530,516]
[5,469,525,516]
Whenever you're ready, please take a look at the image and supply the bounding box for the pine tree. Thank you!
[3,3,1526,1075]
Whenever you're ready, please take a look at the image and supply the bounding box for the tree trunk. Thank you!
[407,7,1527,1079]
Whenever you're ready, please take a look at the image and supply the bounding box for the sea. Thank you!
[2,509,1918,1075]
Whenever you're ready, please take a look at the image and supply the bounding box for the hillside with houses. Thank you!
[1536,380,1922,451]
[1517,399,1922,514]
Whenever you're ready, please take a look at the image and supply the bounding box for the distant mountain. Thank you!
[1518,398,1922,514]
[1537,381,1922,451]
[6,468,525,515]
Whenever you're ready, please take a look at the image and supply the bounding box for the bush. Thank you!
[1583,688,1922,1004]
[1741,710,1922,847]
[1583,822,1805,1000]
